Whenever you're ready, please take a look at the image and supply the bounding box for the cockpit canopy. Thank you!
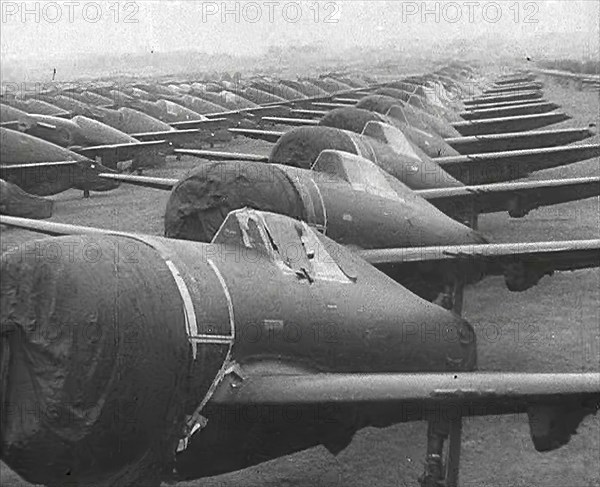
[362,121,423,163]
[212,208,354,283]
[311,149,402,201]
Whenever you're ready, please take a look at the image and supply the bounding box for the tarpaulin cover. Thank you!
[269,126,359,169]
[319,107,385,134]
[240,87,287,105]
[116,107,173,133]
[180,95,228,114]
[72,116,138,145]
[0,128,86,164]
[290,81,331,98]
[0,179,53,219]
[164,162,305,242]
[1,235,191,486]
[355,95,402,115]
[311,78,354,93]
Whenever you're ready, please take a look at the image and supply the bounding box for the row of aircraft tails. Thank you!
[0,61,599,487]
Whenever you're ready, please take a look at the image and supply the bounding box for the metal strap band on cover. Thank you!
[117,234,236,452]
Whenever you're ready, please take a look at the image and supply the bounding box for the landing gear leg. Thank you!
[419,415,463,487]
[83,189,90,198]
[468,213,478,231]
[435,278,465,315]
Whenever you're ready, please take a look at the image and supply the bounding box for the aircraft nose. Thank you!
[414,207,488,247]
[0,235,190,486]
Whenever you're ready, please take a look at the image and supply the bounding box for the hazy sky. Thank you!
[1,0,598,61]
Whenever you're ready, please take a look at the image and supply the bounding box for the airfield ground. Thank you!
[1,79,599,487]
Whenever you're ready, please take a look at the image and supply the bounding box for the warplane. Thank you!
[175,120,600,221]
[98,149,600,308]
[1,104,171,170]
[1,209,599,487]
[1,97,70,117]
[46,87,235,140]
[0,128,119,197]
[230,103,597,158]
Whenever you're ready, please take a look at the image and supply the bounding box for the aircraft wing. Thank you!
[435,144,600,184]
[0,121,22,130]
[0,161,80,171]
[130,127,232,146]
[98,173,177,190]
[204,105,293,120]
[417,176,600,218]
[4,215,597,294]
[228,128,285,143]
[357,239,600,291]
[0,215,133,237]
[209,368,599,452]
[200,89,372,120]
[75,139,173,160]
[168,117,231,131]
[174,149,269,162]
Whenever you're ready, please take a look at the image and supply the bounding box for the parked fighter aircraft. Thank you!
[0,128,119,196]
[1,209,598,487]
[1,104,171,170]
[230,105,597,158]
[87,105,233,148]
[98,150,600,310]
[177,120,600,191]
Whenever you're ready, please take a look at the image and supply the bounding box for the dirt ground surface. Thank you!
[1,79,599,487]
